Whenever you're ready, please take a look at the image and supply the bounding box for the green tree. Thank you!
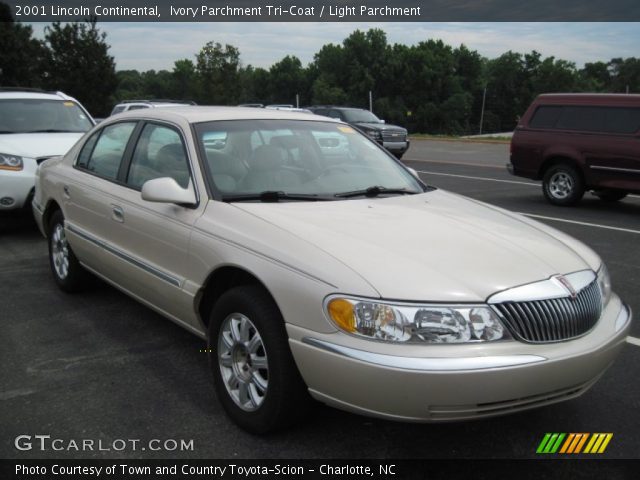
[579,61,611,91]
[608,57,640,93]
[195,41,240,104]
[0,2,47,87]
[43,19,117,116]
[171,59,197,100]
[114,70,145,100]
[268,55,306,105]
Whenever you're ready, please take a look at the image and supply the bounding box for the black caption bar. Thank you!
[7,0,640,22]
[2,459,640,480]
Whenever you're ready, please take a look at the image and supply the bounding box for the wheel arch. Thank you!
[42,199,62,237]
[538,155,585,184]
[196,265,277,329]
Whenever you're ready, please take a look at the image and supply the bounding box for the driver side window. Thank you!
[126,123,191,190]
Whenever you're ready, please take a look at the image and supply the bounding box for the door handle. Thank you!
[111,205,125,223]
[63,185,70,197]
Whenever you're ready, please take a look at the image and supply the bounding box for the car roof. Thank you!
[309,106,364,111]
[535,93,640,105]
[0,91,70,101]
[110,106,341,123]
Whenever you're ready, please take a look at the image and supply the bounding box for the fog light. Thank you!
[1,197,15,206]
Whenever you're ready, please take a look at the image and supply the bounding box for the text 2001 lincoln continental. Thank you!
[33,107,631,433]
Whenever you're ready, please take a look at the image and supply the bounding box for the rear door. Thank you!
[63,121,140,277]
[586,106,640,191]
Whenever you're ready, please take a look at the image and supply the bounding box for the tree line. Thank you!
[2,6,639,133]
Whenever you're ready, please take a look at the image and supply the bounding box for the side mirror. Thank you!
[141,177,196,206]
[380,119,386,124]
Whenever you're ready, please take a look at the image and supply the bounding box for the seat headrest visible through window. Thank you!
[250,145,287,171]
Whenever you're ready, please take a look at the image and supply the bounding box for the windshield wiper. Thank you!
[222,191,332,202]
[334,186,420,198]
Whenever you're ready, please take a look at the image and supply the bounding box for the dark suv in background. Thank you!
[509,93,640,206]
[309,106,410,159]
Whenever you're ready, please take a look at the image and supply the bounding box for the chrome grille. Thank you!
[494,280,602,343]
[381,131,406,142]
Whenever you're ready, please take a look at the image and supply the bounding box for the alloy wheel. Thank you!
[218,313,269,411]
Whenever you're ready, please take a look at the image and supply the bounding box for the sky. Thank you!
[29,22,640,72]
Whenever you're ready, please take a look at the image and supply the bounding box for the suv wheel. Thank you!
[48,210,90,292]
[595,190,627,202]
[207,285,311,434]
[542,164,584,206]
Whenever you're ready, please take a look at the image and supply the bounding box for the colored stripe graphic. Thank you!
[537,433,613,454]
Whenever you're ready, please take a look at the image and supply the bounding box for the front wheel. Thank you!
[542,164,585,206]
[48,210,90,292]
[208,285,311,434]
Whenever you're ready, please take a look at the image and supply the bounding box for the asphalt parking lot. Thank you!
[1,138,639,460]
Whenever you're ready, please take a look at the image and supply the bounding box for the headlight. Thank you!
[326,297,511,344]
[365,130,382,140]
[0,153,23,171]
[597,264,611,306]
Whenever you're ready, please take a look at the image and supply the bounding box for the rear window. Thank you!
[528,104,640,134]
[529,106,563,129]
[555,107,605,132]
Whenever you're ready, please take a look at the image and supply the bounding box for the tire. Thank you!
[542,163,585,206]
[595,190,627,202]
[207,285,311,434]
[48,210,90,292]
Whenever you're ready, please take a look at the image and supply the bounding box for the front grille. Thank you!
[381,131,406,142]
[494,280,602,343]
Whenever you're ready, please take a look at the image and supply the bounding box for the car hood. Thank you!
[0,133,84,158]
[353,122,406,133]
[232,190,594,302]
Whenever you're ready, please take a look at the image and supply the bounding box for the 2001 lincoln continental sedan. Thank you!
[33,107,631,433]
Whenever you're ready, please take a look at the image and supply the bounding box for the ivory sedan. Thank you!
[33,107,631,433]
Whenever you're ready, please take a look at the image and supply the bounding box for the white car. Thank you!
[33,107,631,433]
[0,89,95,211]
[110,100,196,116]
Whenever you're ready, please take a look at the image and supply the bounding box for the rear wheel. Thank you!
[542,164,584,206]
[595,190,627,202]
[48,210,90,292]
[207,285,311,434]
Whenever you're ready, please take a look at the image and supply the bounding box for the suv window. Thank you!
[529,105,640,134]
[83,122,137,180]
[603,107,640,134]
[555,106,604,132]
[127,123,190,189]
[529,106,563,129]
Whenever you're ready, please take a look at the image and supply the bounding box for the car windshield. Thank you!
[342,109,382,124]
[0,99,93,133]
[195,119,424,200]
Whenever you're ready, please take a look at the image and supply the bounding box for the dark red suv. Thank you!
[509,93,640,205]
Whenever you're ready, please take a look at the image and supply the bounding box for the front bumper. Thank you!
[0,160,36,210]
[380,139,410,154]
[288,296,631,422]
